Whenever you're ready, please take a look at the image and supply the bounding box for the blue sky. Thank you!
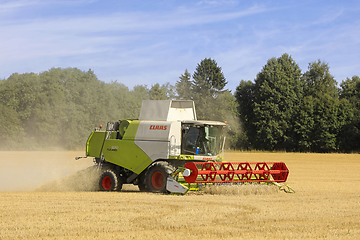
[1,0,360,92]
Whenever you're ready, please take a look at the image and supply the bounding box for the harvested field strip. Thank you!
[200,184,280,195]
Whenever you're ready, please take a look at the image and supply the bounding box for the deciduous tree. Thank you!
[302,60,342,152]
[251,53,303,150]
[338,76,360,151]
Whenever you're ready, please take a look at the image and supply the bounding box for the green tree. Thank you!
[235,80,256,149]
[107,81,132,120]
[128,85,149,118]
[191,58,227,120]
[27,68,67,147]
[338,76,360,151]
[0,73,41,121]
[176,69,192,100]
[0,103,24,148]
[340,76,360,100]
[303,60,338,98]
[192,58,227,98]
[250,53,303,150]
[292,96,315,151]
[302,60,343,152]
[149,83,167,100]
[212,91,241,149]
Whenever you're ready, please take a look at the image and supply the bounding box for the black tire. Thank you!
[138,173,147,192]
[99,169,123,191]
[145,162,174,193]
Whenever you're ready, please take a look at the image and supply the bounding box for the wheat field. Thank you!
[0,151,359,239]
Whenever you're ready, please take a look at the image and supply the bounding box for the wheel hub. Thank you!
[102,176,112,190]
[151,171,164,189]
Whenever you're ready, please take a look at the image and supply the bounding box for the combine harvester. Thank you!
[77,100,293,194]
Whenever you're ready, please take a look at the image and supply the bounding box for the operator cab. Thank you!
[181,121,226,156]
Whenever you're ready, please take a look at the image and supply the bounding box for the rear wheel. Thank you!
[99,169,122,191]
[146,162,174,193]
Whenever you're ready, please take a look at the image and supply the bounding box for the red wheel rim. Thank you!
[151,171,164,189]
[102,176,112,190]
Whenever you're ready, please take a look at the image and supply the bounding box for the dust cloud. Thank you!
[36,166,101,192]
[0,151,94,191]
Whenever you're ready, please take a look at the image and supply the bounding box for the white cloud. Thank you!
[0,3,271,64]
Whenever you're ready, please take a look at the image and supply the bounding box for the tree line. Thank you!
[236,54,359,152]
[0,54,359,152]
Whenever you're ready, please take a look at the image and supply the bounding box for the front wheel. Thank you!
[138,173,147,192]
[99,169,122,191]
[145,162,174,193]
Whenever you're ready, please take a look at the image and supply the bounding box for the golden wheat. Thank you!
[0,151,359,239]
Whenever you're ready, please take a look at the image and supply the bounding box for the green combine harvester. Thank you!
[77,100,290,194]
